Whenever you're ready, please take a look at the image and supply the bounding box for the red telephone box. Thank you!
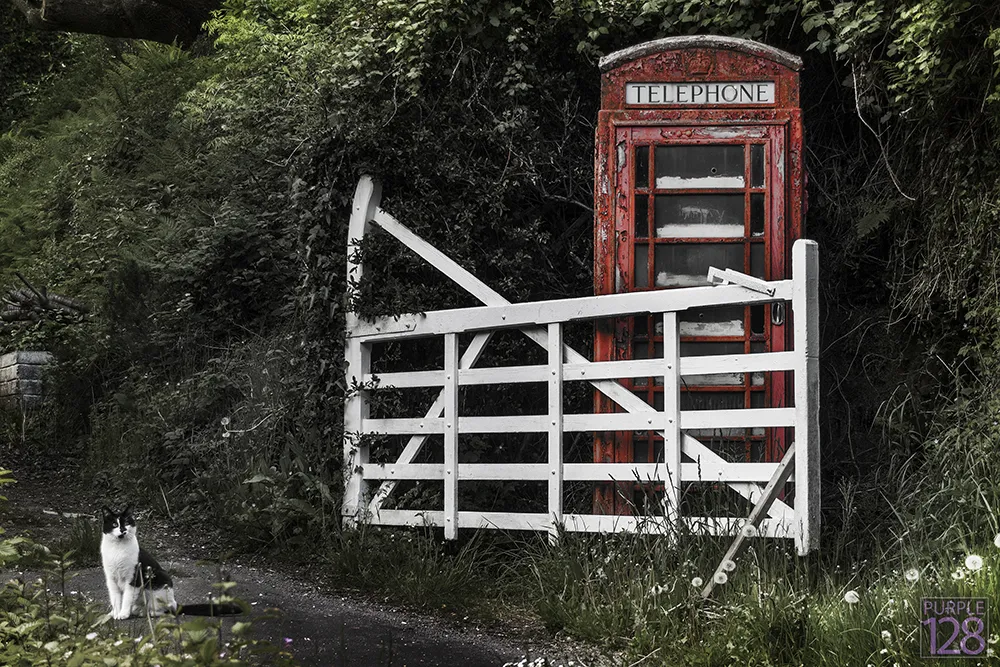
[593,36,804,514]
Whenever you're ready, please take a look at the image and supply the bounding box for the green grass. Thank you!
[317,520,1000,666]
[54,516,102,567]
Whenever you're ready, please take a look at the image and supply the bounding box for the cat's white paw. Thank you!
[113,610,131,620]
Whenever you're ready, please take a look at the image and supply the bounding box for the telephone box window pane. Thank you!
[750,304,764,335]
[635,146,649,188]
[633,342,649,386]
[751,243,765,278]
[634,316,648,337]
[635,195,649,237]
[750,193,765,236]
[680,306,744,336]
[751,145,765,187]
[681,392,744,411]
[654,194,744,238]
[635,244,649,288]
[680,341,744,386]
[655,145,745,188]
[654,243,743,287]
[681,341,745,356]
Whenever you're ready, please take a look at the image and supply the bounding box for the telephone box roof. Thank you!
[599,35,803,73]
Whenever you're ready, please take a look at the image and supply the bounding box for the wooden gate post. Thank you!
[792,239,820,554]
[343,176,382,529]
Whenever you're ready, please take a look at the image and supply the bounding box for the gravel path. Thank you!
[1,468,603,667]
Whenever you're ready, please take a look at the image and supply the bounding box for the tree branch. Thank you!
[9,0,221,46]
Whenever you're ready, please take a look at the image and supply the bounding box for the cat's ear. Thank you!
[101,505,114,517]
[122,505,132,517]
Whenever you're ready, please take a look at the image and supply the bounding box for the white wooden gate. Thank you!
[343,177,820,554]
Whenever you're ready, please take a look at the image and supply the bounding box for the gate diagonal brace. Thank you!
[700,443,796,600]
[707,266,776,297]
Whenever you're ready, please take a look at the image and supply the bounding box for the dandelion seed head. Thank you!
[713,571,728,585]
[966,554,984,571]
[904,568,920,582]
[691,576,703,588]
[844,590,860,604]
[722,559,736,572]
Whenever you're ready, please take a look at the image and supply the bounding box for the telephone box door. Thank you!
[594,124,792,513]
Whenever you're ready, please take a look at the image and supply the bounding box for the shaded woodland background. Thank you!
[2,0,1000,560]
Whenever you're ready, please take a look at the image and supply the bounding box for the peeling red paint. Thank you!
[592,38,805,514]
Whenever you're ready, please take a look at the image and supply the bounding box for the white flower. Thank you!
[713,572,728,585]
[881,630,892,641]
[904,568,920,582]
[953,569,966,580]
[741,523,757,537]
[221,417,231,426]
[85,632,98,640]
[994,533,1000,549]
[691,577,703,588]
[966,554,984,571]
[722,559,736,572]
[844,590,860,604]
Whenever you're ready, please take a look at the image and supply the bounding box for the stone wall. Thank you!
[0,351,52,408]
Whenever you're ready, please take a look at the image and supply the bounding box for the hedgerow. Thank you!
[2,1,1000,657]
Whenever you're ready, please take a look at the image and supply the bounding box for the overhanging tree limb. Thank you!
[9,0,220,46]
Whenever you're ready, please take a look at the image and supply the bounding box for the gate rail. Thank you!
[343,177,820,554]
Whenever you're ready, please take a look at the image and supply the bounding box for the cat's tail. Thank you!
[175,601,245,617]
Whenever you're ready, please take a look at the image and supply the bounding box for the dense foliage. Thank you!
[0,470,298,666]
[3,0,1000,660]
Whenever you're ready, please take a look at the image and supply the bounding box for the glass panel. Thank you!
[654,243,743,287]
[680,305,744,336]
[654,392,664,411]
[680,341,745,387]
[751,392,765,435]
[750,193,765,236]
[635,195,648,237]
[751,243,764,278]
[652,341,664,385]
[654,194,744,238]
[634,439,650,463]
[751,145,765,187]
[655,145,745,188]
[635,146,649,188]
[687,428,749,441]
[750,305,764,335]
[633,316,648,337]
[633,343,649,386]
[681,391,745,410]
[635,244,649,288]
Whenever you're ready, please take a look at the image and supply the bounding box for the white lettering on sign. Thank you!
[625,82,775,105]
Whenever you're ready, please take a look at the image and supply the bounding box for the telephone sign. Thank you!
[593,36,805,514]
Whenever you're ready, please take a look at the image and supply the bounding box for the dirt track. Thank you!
[1,469,602,667]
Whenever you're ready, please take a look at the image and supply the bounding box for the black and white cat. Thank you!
[101,506,177,619]
[100,506,242,619]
